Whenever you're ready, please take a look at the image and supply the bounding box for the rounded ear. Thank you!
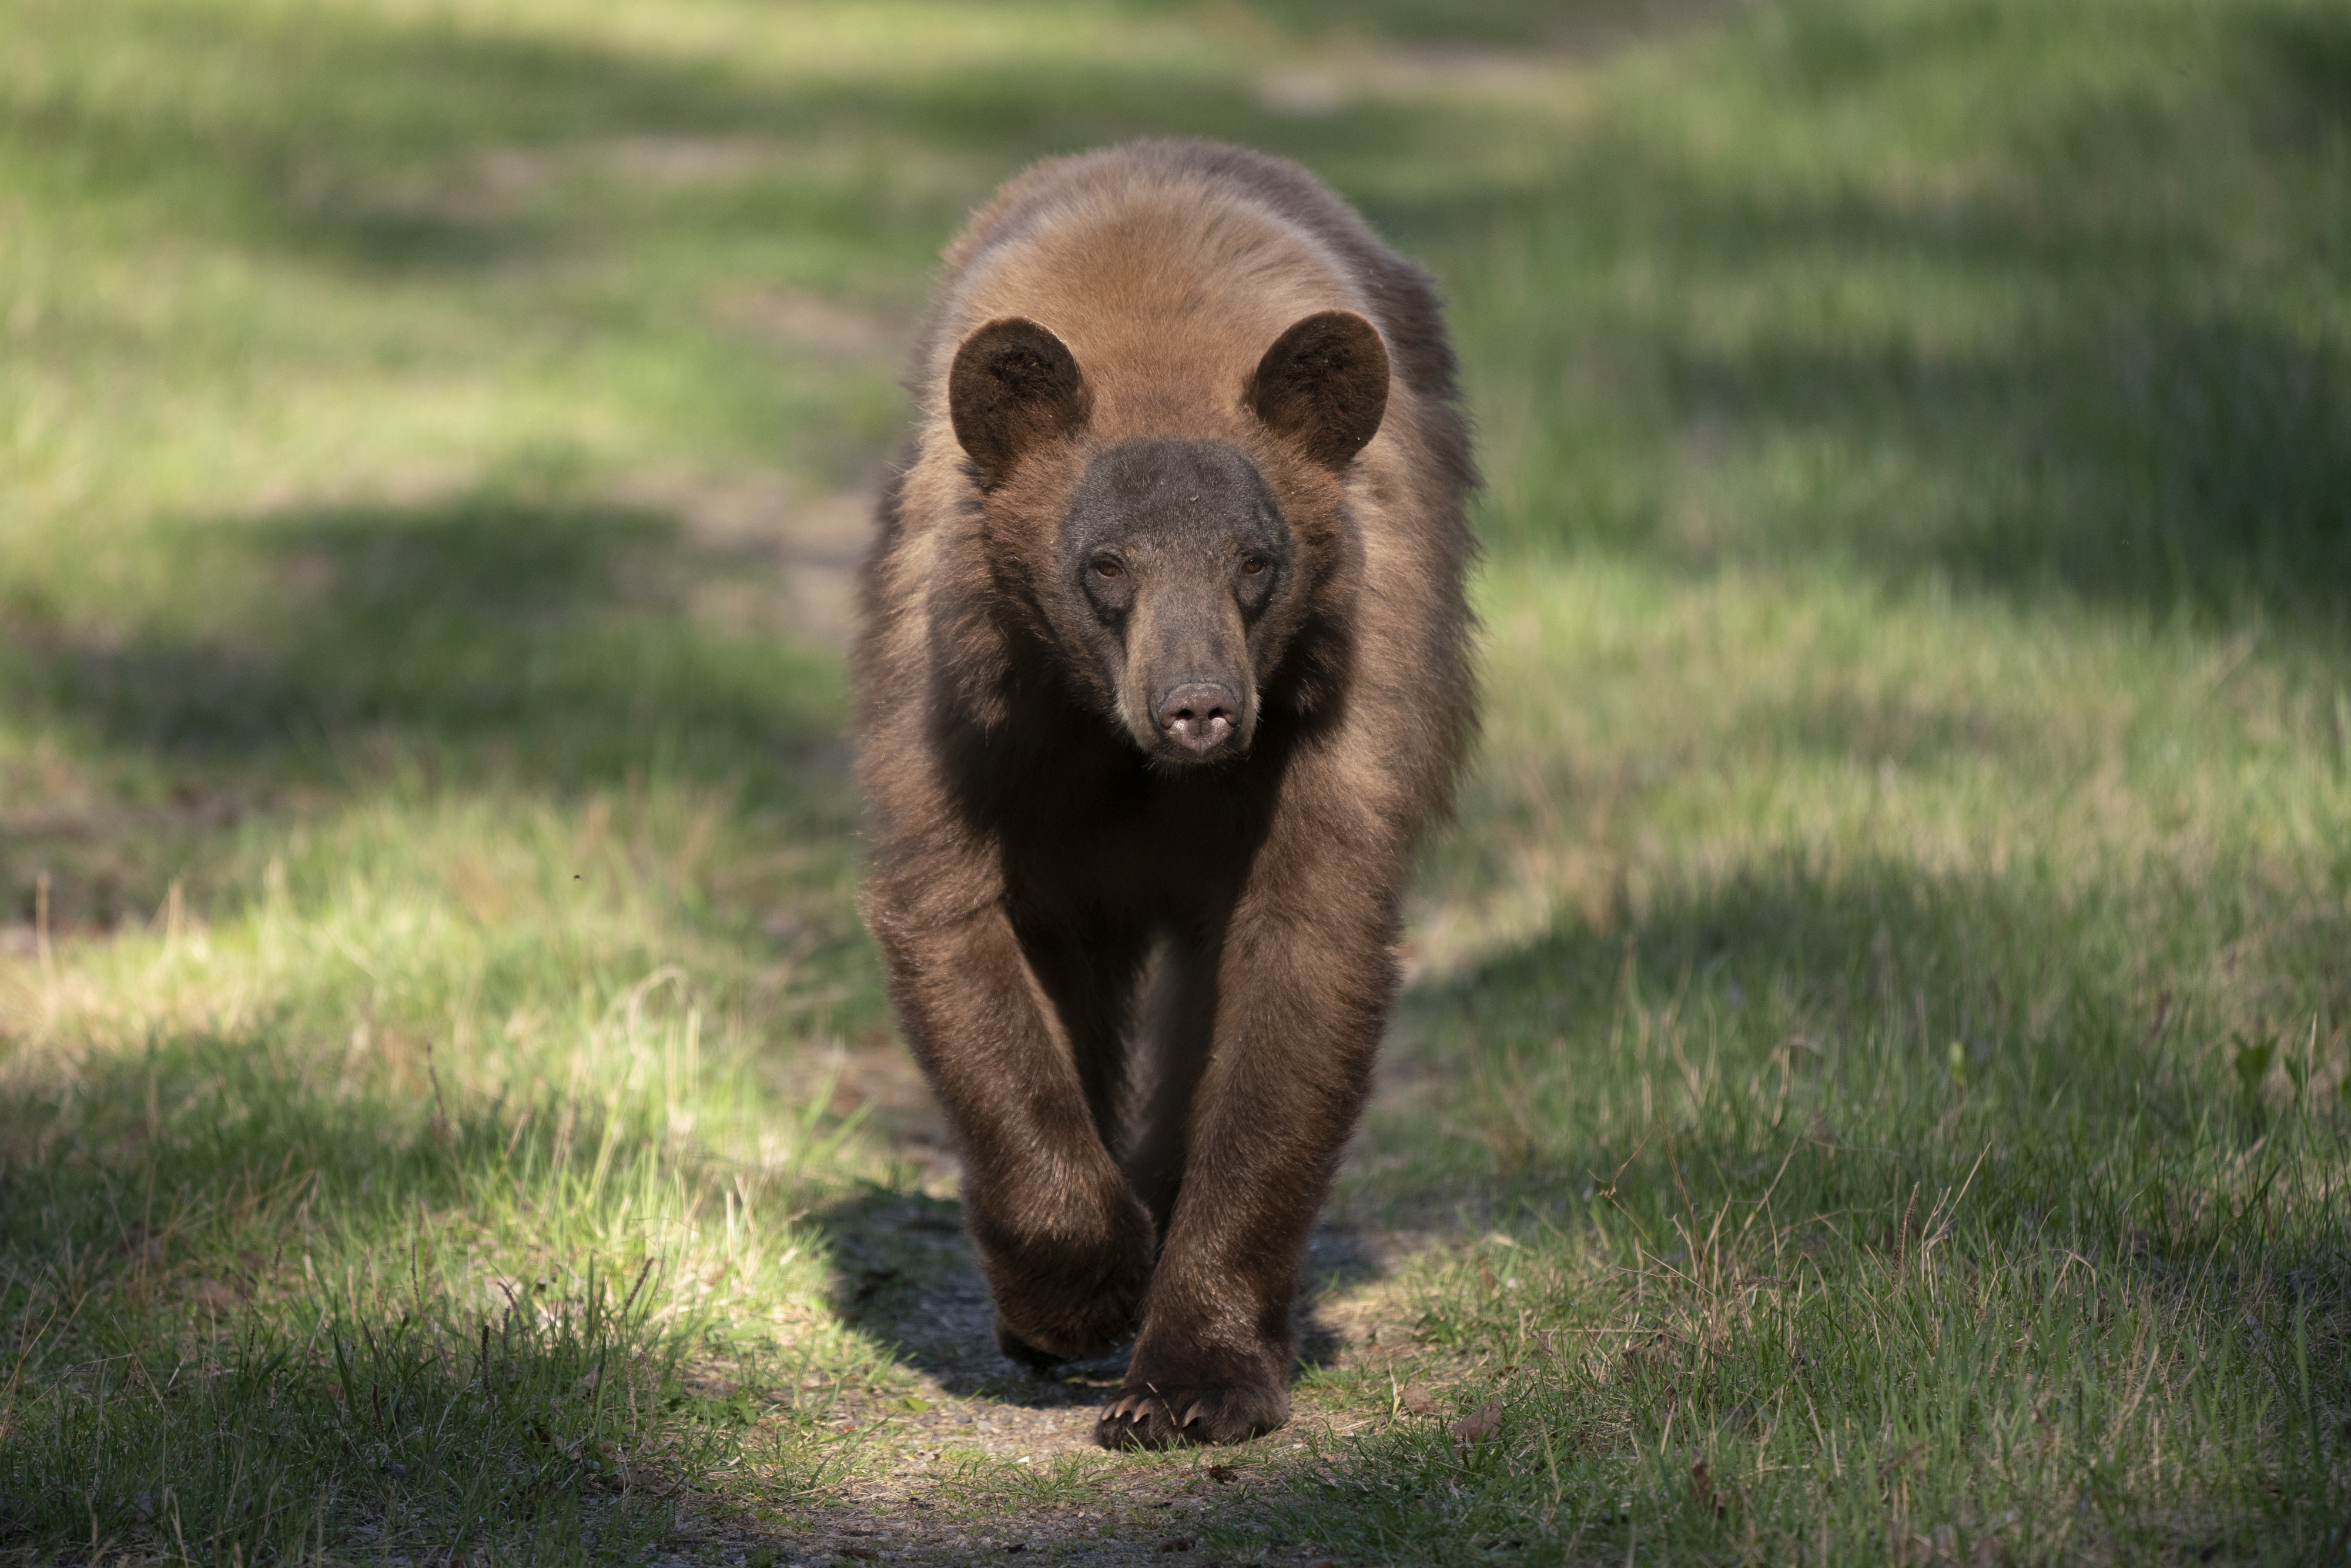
[1248,310,1390,471]
[949,317,1090,486]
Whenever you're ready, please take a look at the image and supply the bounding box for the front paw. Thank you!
[976,1192,1154,1365]
[1093,1377,1290,1448]
[989,1261,1144,1365]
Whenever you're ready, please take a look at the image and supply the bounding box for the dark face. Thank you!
[1056,438,1295,766]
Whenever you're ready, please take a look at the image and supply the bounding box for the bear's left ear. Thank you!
[950,316,1090,488]
[1248,310,1391,471]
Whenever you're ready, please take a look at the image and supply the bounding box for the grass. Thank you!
[1,0,2346,1562]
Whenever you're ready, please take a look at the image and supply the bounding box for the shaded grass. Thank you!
[1441,0,2351,630]
[1,0,2347,1562]
[1294,833,2350,1562]
[1291,544,2351,1560]
[2,484,863,950]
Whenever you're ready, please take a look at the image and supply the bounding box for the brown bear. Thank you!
[852,139,1475,1448]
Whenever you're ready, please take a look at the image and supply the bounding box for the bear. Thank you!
[852,139,1475,1448]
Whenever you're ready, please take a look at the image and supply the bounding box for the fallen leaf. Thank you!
[1691,1459,1714,1509]
[1207,1463,1239,1484]
[185,1278,237,1310]
[1452,1399,1505,1445]
[1401,1382,1437,1416]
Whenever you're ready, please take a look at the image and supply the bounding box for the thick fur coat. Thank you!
[852,140,1475,1447]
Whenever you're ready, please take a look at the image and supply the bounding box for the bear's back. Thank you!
[907,142,1465,478]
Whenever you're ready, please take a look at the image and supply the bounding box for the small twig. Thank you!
[424,1037,467,1208]
[1925,1141,1994,1255]
[1585,1131,1650,1202]
[1740,1139,1804,1244]
[1664,1135,1704,1272]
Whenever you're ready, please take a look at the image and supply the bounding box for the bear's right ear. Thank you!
[949,317,1090,487]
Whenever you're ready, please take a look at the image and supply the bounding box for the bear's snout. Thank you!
[1157,682,1240,758]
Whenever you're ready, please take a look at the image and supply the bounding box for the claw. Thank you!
[1181,1401,1206,1427]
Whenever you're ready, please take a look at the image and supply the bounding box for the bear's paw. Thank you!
[1093,1377,1289,1448]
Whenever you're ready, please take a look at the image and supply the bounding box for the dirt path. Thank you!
[682,1215,1413,1567]
[669,1048,1424,1567]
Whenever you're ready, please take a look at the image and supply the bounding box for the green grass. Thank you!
[2,0,2347,1562]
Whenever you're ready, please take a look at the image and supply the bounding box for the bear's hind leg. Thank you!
[1117,930,1222,1239]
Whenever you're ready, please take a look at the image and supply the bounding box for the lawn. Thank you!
[1,0,2346,1563]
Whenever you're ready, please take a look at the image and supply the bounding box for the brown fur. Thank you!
[852,140,1475,1448]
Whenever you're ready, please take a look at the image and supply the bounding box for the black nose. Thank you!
[1157,682,1238,756]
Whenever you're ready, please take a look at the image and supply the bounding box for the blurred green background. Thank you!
[1,0,2346,1562]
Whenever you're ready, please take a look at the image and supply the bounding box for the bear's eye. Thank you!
[1091,557,1124,579]
[1240,555,1267,575]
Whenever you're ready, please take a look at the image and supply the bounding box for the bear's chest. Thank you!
[988,750,1277,920]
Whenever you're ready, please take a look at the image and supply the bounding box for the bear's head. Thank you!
[947,309,1389,768]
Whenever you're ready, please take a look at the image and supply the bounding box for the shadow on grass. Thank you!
[14,0,2349,632]
[1303,849,2351,1562]
[1,488,857,928]
[1655,243,2351,631]
[6,0,1566,281]
[1375,847,2351,1285]
[1390,2,2351,643]
[799,1186,1392,1417]
[1455,210,2351,647]
[10,492,845,784]
[0,1032,732,1562]
[2256,3,2351,136]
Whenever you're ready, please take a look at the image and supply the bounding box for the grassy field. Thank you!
[2,0,2347,1562]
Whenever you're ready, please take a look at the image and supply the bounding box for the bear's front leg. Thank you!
[873,900,1154,1364]
[1096,885,1394,1446]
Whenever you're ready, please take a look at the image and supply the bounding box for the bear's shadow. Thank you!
[805,1187,1384,1413]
